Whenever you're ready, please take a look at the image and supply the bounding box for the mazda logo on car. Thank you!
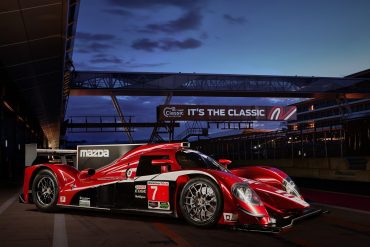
[80,149,109,158]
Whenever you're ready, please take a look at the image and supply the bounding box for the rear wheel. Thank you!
[180,177,222,227]
[32,170,59,212]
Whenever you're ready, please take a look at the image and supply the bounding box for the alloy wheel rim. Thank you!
[36,177,55,206]
[184,182,217,222]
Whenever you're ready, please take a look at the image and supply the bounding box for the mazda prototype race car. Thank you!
[20,143,322,232]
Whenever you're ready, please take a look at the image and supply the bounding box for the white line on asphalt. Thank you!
[312,202,370,215]
[53,214,68,247]
[0,193,18,215]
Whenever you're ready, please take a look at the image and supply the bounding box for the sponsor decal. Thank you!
[79,149,109,158]
[135,184,147,199]
[159,202,170,209]
[267,106,297,121]
[79,197,90,207]
[223,213,238,222]
[158,105,297,121]
[59,196,66,203]
[77,144,142,171]
[135,195,146,199]
[148,201,171,210]
[148,181,169,185]
[148,201,159,208]
[163,106,184,118]
[126,168,136,178]
[135,185,146,190]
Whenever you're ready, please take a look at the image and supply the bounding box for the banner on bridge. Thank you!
[157,105,297,121]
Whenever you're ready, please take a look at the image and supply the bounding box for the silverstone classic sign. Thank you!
[157,105,297,121]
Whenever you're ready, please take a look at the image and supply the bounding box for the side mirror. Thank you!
[79,168,96,179]
[152,159,173,173]
[218,159,232,168]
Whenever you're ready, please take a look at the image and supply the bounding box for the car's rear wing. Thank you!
[25,143,77,167]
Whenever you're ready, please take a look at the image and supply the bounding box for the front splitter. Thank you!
[233,207,327,233]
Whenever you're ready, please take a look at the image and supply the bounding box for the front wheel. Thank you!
[32,170,59,212]
[180,177,223,227]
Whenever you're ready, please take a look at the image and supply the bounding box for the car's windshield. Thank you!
[176,149,229,172]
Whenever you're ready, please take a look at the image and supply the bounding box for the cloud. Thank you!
[103,8,133,16]
[132,38,202,52]
[199,31,208,40]
[131,39,158,52]
[223,14,247,25]
[126,62,169,68]
[267,98,305,105]
[141,9,202,33]
[87,53,169,68]
[87,42,112,51]
[90,54,123,64]
[75,32,120,54]
[76,42,114,53]
[76,32,117,42]
[75,32,122,55]
[161,38,202,50]
[107,0,201,10]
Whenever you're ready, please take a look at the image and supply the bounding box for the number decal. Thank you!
[150,186,158,201]
[147,181,170,210]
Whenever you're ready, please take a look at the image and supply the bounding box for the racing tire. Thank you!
[180,177,223,227]
[32,170,59,212]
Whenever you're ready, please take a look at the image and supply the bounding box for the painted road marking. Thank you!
[152,223,192,247]
[0,193,18,215]
[53,214,68,247]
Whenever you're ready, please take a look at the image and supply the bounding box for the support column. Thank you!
[111,95,134,143]
[149,93,172,143]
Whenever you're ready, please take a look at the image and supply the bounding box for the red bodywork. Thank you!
[21,143,314,230]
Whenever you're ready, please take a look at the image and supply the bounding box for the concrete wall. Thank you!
[232,157,370,182]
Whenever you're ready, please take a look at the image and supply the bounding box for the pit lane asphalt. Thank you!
[0,188,369,247]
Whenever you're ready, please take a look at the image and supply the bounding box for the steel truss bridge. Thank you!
[67,70,370,143]
[70,71,370,98]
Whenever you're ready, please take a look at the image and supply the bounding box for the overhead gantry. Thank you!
[70,71,370,99]
[67,70,370,142]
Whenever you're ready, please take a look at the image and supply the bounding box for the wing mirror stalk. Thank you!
[218,159,232,168]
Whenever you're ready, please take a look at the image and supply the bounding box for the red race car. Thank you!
[20,143,322,232]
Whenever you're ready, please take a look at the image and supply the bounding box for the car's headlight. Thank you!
[231,183,262,205]
[283,177,300,197]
